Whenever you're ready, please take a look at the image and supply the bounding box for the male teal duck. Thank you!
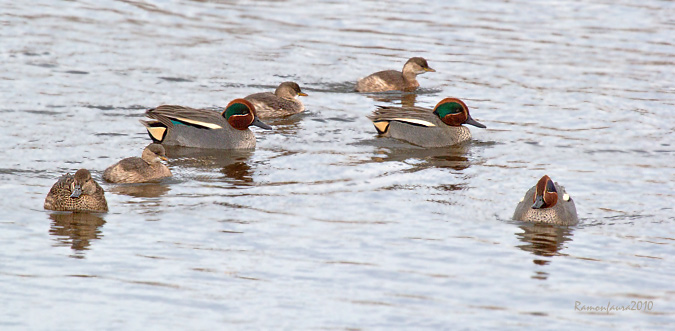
[356,57,435,92]
[368,97,486,147]
[44,169,109,213]
[140,98,272,149]
[513,175,579,225]
[244,82,308,118]
[103,143,172,183]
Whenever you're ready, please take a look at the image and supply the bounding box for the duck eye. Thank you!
[434,103,462,117]
[546,181,557,193]
[225,103,251,118]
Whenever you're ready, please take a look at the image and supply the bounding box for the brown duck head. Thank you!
[532,175,558,209]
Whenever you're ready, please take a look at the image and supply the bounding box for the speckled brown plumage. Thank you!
[356,57,435,92]
[44,169,108,213]
[513,177,578,225]
[103,143,172,183]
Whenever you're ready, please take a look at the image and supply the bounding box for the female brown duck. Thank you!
[103,143,172,183]
[44,169,108,213]
[356,57,435,92]
[245,82,308,118]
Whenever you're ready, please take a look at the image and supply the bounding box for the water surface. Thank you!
[1,0,674,329]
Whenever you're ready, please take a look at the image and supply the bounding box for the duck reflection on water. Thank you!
[108,183,171,198]
[165,146,255,184]
[48,212,106,257]
[515,222,575,280]
[364,92,418,108]
[364,138,477,172]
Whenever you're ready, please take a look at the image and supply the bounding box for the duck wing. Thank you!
[145,105,225,129]
[368,106,439,128]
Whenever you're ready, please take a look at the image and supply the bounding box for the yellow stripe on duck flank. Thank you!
[172,117,222,129]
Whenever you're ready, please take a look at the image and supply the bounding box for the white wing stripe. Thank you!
[391,118,436,127]
[172,117,222,129]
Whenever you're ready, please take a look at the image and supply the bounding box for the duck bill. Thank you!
[251,117,273,130]
[298,92,308,97]
[464,115,486,128]
[425,67,436,72]
[532,195,545,209]
[70,185,83,198]
[159,156,169,161]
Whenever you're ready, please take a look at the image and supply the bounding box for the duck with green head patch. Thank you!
[140,98,272,149]
[368,97,486,147]
[513,175,579,226]
[44,169,108,213]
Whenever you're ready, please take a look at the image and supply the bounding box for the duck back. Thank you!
[103,157,171,183]
[245,92,304,118]
[356,70,417,92]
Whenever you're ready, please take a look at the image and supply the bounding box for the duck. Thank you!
[368,97,486,147]
[44,169,109,213]
[356,57,435,92]
[513,175,579,225]
[244,82,308,118]
[140,98,272,149]
[103,143,172,183]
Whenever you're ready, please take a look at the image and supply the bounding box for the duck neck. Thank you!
[275,87,297,101]
[141,151,157,165]
[401,68,419,90]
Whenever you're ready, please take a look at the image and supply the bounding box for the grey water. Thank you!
[1,0,674,329]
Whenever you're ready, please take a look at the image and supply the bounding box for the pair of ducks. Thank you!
[44,57,578,225]
[44,169,578,225]
[43,143,171,213]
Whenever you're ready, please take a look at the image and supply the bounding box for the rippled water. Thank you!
[1,0,674,329]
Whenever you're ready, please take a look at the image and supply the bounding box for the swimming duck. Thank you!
[356,57,435,92]
[244,82,308,118]
[44,169,109,213]
[103,143,172,183]
[513,175,579,225]
[368,97,486,147]
[140,98,272,149]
